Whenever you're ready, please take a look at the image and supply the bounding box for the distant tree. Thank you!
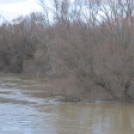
[0,15,37,73]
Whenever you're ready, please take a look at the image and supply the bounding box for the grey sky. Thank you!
[0,0,42,20]
[0,0,27,4]
[0,0,75,24]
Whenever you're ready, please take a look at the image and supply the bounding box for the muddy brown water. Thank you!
[0,73,134,134]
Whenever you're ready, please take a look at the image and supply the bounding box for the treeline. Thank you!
[0,13,51,76]
[1,0,134,101]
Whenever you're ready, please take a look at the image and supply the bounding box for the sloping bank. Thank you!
[33,74,133,103]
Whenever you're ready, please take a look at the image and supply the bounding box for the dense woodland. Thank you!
[1,0,134,102]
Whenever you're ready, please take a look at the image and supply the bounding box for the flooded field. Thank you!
[0,73,134,134]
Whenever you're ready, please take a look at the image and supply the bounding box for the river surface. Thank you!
[0,73,134,134]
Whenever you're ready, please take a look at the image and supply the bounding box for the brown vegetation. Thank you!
[1,0,134,102]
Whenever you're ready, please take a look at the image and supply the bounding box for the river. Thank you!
[0,73,134,134]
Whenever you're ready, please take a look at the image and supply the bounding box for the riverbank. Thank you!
[0,72,132,103]
[36,75,134,103]
[33,74,130,103]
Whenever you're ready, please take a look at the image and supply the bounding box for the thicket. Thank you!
[1,0,134,101]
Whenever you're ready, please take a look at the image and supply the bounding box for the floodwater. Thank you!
[0,73,134,134]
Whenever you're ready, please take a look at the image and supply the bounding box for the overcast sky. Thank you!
[0,0,43,21]
[0,0,75,24]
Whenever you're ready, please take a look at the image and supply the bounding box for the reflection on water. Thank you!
[43,104,134,134]
[0,73,134,134]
